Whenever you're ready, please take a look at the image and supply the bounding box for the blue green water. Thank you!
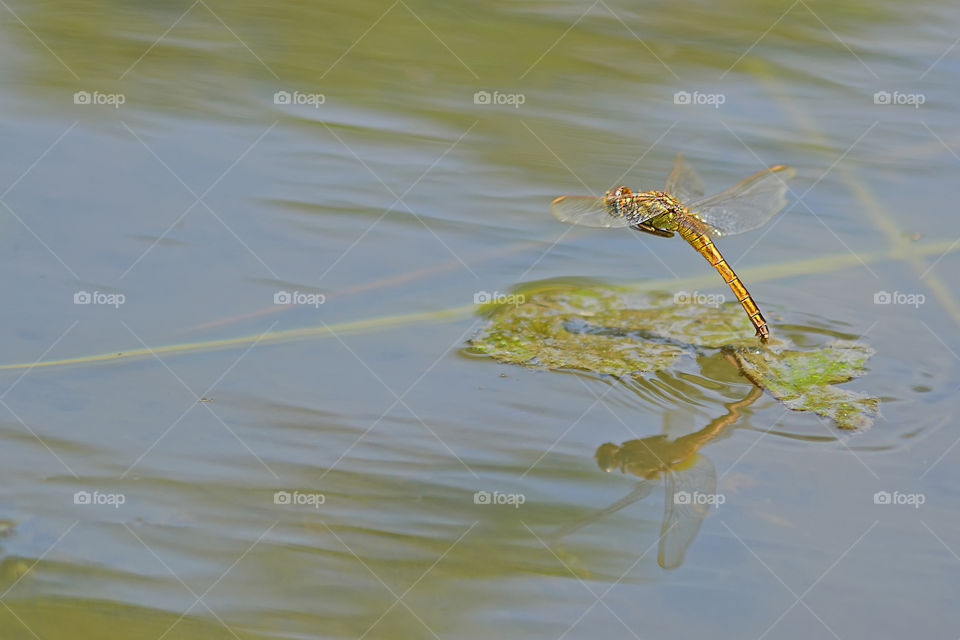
[0,1,958,637]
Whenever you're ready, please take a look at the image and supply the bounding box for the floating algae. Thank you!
[468,281,879,429]
[732,340,879,430]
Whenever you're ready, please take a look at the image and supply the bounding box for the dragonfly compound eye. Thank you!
[603,186,633,214]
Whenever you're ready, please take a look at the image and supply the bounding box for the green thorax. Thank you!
[635,191,685,231]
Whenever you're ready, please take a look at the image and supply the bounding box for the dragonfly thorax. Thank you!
[603,186,685,228]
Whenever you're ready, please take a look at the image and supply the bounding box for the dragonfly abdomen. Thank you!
[676,219,769,340]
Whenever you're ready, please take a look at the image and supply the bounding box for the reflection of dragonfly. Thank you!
[551,154,795,340]
[554,385,762,569]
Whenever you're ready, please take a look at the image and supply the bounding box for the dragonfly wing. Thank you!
[664,153,705,204]
[659,454,716,569]
[550,195,634,228]
[687,165,796,236]
[551,480,659,540]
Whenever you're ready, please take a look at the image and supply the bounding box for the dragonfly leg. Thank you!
[631,223,675,238]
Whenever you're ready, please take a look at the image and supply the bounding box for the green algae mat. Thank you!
[468,282,879,430]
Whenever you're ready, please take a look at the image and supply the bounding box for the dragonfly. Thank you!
[551,154,795,340]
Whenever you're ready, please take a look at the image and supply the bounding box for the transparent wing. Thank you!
[687,165,796,237]
[550,195,633,228]
[659,454,716,569]
[664,153,705,204]
[550,480,659,540]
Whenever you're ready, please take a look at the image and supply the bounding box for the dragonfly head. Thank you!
[602,185,633,216]
[604,185,632,202]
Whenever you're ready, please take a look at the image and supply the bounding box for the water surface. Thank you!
[1,1,959,638]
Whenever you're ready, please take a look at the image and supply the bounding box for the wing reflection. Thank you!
[555,385,762,569]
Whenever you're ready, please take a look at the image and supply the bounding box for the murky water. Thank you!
[1,1,959,638]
